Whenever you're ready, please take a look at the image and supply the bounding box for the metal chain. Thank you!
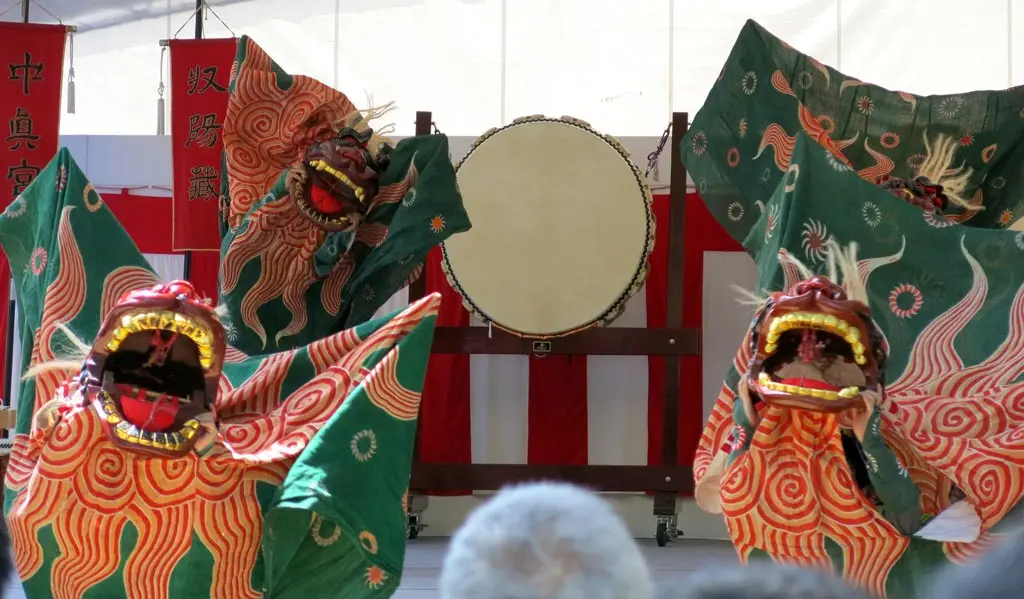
[431,121,443,135]
[645,122,672,182]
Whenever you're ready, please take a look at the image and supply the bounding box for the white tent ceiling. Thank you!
[1,0,1021,137]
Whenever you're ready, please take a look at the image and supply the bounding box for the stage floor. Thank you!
[3,538,739,598]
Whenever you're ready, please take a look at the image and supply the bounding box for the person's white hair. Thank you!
[440,482,653,599]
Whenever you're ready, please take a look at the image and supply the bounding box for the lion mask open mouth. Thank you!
[83,280,226,458]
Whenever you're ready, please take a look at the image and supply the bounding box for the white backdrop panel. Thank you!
[840,0,1012,94]
[504,0,671,136]
[701,251,758,420]
[671,0,841,115]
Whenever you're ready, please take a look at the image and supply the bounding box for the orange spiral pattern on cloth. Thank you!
[321,254,355,316]
[306,325,365,372]
[195,482,264,599]
[9,284,443,595]
[889,239,986,394]
[100,266,160,319]
[9,476,65,579]
[757,451,821,534]
[720,452,762,520]
[282,366,353,426]
[50,500,127,598]
[944,531,1006,565]
[37,407,97,479]
[72,441,135,514]
[197,460,245,501]
[5,434,37,490]
[938,286,1024,396]
[223,65,355,222]
[856,138,895,181]
[133,453,197,508]
[771,71,796,97]
[122,502,194,599]
[29,207,88,414]
[693,383,736,481]
[368,162,419,211]
[363,348,420,421]
[216,349,295,416]
[220,197,324,348]
[755,124,796,172]
[355,222,389,248]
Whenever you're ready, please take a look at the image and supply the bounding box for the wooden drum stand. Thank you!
[406,111,698,546]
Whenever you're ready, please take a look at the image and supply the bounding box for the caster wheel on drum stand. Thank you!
[655,516,680,548]
[655,522,669,547]
[407,513,426,540]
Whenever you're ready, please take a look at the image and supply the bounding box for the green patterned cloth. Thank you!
[707,133,1024,597]
[218,35,469,356]
[2,149,440,598]
[684,19,1024,246]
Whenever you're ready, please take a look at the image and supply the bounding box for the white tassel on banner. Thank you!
[65,31,75,114]
[156,46,167,135]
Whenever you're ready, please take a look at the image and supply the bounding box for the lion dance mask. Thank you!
[0,46,462,596]
[695,242,1024,598]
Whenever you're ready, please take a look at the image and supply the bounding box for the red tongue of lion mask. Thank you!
[82,280,226,458]
[745,276,889,414]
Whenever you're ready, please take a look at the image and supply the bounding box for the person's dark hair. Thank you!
[0,520,12,598]
[655,562,872,599]
[926,531,1024,599]
[440,482,652,599]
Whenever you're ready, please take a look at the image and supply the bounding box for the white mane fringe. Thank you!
[732,241,868,307]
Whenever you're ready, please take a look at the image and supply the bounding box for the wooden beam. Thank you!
[410,464,694,493]
[660,112,690,472]
[407,111,433,304]
[430,326,699,356]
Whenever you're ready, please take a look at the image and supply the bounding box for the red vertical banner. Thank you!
[0,23,65,204]
[169,38,236,252]
[0,23,66,403]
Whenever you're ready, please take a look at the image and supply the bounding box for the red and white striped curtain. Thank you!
[403,194,756,489]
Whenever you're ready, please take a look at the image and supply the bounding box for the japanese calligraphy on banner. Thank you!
[169,38,236,252]
[0,23,66,205]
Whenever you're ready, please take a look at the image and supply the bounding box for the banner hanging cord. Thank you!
[170,1,236,39]
[0,0,59,20]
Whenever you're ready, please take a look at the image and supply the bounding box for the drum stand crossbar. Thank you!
[407,111,698,547]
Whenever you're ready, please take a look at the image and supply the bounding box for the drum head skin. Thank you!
[441,115,655,338]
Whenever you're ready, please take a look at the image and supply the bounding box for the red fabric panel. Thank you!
[418,247,472,494]
[103,192,173,254]
[102,191,219,298]
[647,194,743,480]
[188,252,221,304]
[528,355,588,465]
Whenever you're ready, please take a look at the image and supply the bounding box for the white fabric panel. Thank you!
[8,297,22,410]
[143,253,186,282]
[5,255,183,409]
[1012,1,1024,86]
[672,0,841,114]
[468,314,530,464]
[371,288,410,322]
[840,0,1011,93]
[586,289,649,466]
[58,15,168,135]
[504,0,670,135]
[701,252,759,420]
[175,0,503,137]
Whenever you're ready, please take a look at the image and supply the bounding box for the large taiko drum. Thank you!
[441,115,655,338]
